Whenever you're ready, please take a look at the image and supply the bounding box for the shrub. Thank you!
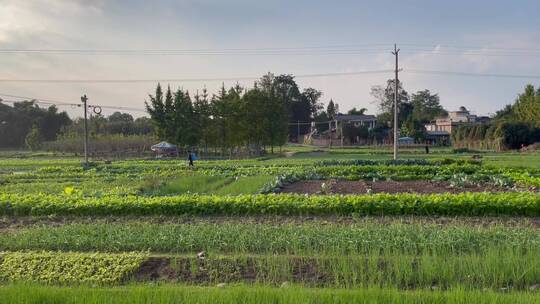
[0,251,146,285]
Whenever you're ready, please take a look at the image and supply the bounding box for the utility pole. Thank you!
[297,120,300,144]
[81,94,89,167]
[328,120,332,148]
[339,120,343,148]
[392,44,400,160]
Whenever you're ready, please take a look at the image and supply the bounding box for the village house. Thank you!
[334,114,377,129]
[424,106,491,145]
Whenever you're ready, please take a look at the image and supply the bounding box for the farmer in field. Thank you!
[187,150,195,167]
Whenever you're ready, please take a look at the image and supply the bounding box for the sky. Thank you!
[1,0,540,118]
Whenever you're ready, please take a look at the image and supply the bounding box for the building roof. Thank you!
[151,141,177,151]
[426,131,450,136]
[335,114,377,122]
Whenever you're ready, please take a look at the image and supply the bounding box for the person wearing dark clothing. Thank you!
[425,144,430,154]
[187,151,194,167]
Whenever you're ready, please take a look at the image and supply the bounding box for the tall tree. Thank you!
[172,89,197,147]
[145,83,167,140]
[370,79,409,115]
[327,99,338,119]
[512,84,540,127]
[410,90,447,123]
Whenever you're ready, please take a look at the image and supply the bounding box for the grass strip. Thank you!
[0,284,537,304]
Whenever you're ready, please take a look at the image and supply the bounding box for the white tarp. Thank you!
[151,141,177,151]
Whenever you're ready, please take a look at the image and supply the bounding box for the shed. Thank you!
[398,137,415,145]
[151,141,178,157]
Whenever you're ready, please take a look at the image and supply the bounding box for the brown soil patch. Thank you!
[281,179,512,195]
[134,256,329,286]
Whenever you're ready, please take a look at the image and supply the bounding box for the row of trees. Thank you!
[0,101,71,149]
[145,73,323,153]
[0,99,154,150]
[61,112,153,139]
[452,84,540,150]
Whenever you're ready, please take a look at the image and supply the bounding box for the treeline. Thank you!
[44,113,155,155]
[0,99,154,152]
[60,112,153,139]
[452,84,540,150]
[145,73,323,153]
[0,101,70,149]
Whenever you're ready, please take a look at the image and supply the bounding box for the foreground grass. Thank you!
[0,284,538,304]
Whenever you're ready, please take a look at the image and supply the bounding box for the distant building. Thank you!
[424,106,491,145]
[306,113,378,146]
[398,136,415,145]
[335,114,377,129]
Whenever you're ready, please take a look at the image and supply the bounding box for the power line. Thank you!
[399,43,540,52]
[404,69,540,79]
[0,69,394,83]
[4,44,540,57]
[0,93,147,113]
[0,45,392,56]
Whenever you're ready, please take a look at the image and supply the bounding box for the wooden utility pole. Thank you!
[328,120,332,148]
[392,44,400,160]
[81,94,89,167]
[339,120,343,148]
[297,120,300,143]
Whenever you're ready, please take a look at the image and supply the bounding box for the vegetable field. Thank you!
[0,149,539,303]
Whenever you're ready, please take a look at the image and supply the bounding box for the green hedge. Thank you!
[1,193,539,216]
[0,251,146,285]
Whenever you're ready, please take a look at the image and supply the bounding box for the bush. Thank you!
[495,121,533,150]
[0,251,146,285]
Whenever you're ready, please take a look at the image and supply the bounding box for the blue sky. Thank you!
[1,0,540,117]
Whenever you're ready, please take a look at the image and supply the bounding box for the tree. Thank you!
[25,125,41,150]
[145,83,167,140]
[327,99,339,119]
[258,75,289,153]
[0,100,71,149]
[347,107,367,115]
[193,88,213,151]
[172,89,197,147]
[370,79,409,114]
[494,121,533,149]
[371,79,410,129]
[494,104,514,121]
[410,90,447,123]
[39,106,71,141]
[302,88,324,118]
[512,84,540,127]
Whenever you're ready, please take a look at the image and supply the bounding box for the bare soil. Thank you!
[281,179,512,195]
[134,256,329,285]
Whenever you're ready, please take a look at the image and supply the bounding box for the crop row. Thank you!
[0,251,146,285]
[1,192,539,216]
[5,164,537,187]
[2,221,537,255]
[0,251,538,289]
